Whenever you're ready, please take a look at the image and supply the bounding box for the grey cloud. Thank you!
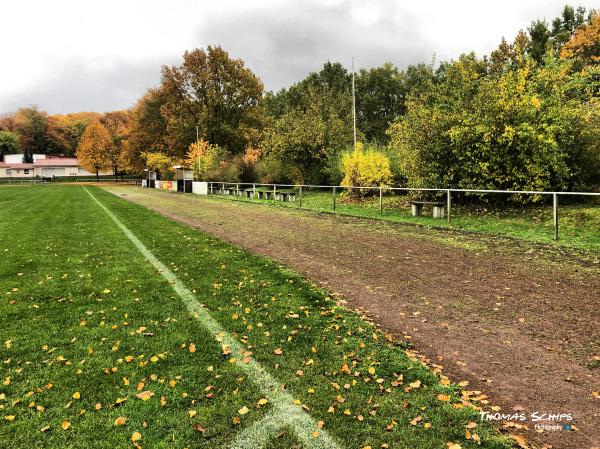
[1,1,570,114]
[195,0,436,91]
[1,56,171,115]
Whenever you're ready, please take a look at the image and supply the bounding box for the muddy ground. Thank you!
[105,187,599,449]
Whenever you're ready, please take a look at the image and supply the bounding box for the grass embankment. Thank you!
[211,188,600,252]
[0,185,512,448]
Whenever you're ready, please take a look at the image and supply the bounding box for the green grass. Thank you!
[211,189,600,252]
[0,185,513,448]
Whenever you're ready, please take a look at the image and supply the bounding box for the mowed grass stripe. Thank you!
[1,185,513,448]
[84,187,341,449]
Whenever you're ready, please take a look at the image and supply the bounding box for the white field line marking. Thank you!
[85,188,340,449]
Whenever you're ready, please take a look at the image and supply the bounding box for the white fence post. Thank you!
[332,186,336,211]
[553,193,559,241]
[447,189,451,225]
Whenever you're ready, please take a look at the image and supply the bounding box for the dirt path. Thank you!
[106,187,599,449]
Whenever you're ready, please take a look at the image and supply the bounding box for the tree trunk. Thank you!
[114,166,118,181]
[96,170,99,182]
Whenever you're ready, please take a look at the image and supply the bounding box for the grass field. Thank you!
[210,188,600,252]
[0,185,515,448]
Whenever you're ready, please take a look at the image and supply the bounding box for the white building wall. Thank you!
[4,154,24,164]
[192,182,208,195]
[3,154,46,164]
[2,168,34,178]
[38,167,66,177]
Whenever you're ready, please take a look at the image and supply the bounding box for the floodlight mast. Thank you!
[352,57,357,150]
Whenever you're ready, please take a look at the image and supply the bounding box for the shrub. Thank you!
[340,143,392,197]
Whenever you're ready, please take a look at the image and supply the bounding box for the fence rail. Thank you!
[0,179,49,185]
[74,178,143,185]
[200,181,600,242]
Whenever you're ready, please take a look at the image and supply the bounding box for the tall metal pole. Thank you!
[352,57,357,150]
[196,126,199,142]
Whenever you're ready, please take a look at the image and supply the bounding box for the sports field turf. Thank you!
[0,185,513,448]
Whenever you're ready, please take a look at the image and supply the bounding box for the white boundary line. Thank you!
[84,187,340,449]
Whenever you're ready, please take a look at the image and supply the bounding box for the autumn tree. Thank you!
[186,139,218,180]
[551,5,589,49]
[561,13,600,67]
[46,112,99,156]
[126,88,169,173]
[0,114,16,132]
[263,62,354,183]
[0,131,20,160]
[142,152,176,180]
[160,46,265,157]
[100,110,131,179]
[76,121,111,181]
[13,106,48,161]
[388,52,600,196]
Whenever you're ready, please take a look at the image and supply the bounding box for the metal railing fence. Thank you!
[74,178,143,185]
[204,181,600,241]
[0,179,49,185]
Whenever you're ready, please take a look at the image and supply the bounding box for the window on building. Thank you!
[6,169,11,176]
[24,169,29,174]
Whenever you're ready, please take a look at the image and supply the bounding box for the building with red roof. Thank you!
[0,154,111,178]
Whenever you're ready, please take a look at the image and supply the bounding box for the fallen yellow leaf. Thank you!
[136,391,154,401]
[114,416,127,426]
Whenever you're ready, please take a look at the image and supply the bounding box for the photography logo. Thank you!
[480,411,574,432]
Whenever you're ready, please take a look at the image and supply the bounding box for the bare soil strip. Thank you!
[106,187,600,449]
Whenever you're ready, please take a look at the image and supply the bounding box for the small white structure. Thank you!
[192,182,209,195]
[173,165,193,193]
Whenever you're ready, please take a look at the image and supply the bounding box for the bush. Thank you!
[340,143,392,197]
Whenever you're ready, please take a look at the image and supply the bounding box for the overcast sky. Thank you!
[0,0,590,114]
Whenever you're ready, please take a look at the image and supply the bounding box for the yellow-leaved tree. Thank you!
[142,152,176,180]
[76,121,111,181]
[186,139,218,180]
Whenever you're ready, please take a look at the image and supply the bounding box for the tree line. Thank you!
[1,5,599,193]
